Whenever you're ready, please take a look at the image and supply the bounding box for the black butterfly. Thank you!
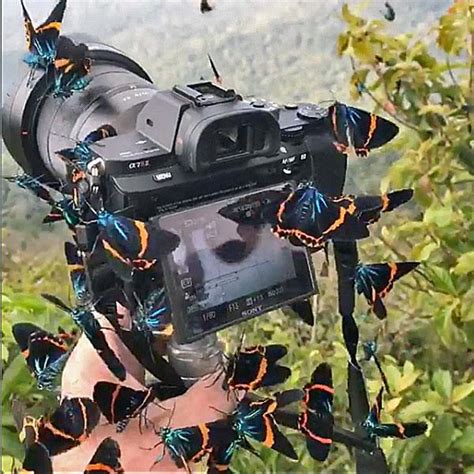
[355,262,420,319]
[225,344,291,392]
[21,397,100,466]
[21,0,67,81]
[41,293,127,381]
[52,36,92,99]
[382,2,396,21]
[328,102,399,157]
[298,363,334,461]
[363,388,427,440]
[93,381,185,431]
[95,209,180,282]
[200,0,214,13]
[12,322,74,391]
[83,437,124,473]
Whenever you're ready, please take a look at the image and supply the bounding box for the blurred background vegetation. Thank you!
[2,0,473,472]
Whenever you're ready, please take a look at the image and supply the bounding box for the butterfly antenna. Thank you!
[208,53,223,85]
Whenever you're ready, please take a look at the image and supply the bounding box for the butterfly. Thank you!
[64,241,89,303]
[12,322,74,391]
[19,415,53,474]
[363,388,427,440]
[136,287,173,335]
[21,0,67,81]
[56,124,117,171]
[52,36,92,99]
[41,294,127,381]
[273,184,413,250]
[206,395,298,473]
[93,381,186,432]
[224,344,291,392]
[153,422,213,472]
[363,341,391,394]
[20,397,100,467]
[272,184,372,250]
[355,262,420,319]
[382,2,395,21]
[328,102,399,157]
[5,173,82,228]
[95,209,180,282]
[83,437,124,473]
[298,363,335,461]
[200,0,214,13]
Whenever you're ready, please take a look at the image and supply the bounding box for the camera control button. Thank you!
[251,100,265,108]
[284,103,298,110]
[297,104,328,120]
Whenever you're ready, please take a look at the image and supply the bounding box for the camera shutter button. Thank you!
[251,100,265,108]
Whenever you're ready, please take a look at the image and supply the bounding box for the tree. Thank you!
[337,2,474,472]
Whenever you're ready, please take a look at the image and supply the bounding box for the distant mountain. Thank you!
[3,0,450,102]
[1,0,450,233]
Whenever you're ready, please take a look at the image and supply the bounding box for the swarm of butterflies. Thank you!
[6,0,428,472]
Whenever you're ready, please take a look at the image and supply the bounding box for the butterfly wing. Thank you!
[356,262,419,319]
[274,186,370,248]
[84,437,124,473]
[288,299,314,326]
[237,399,297,460]
[305,362,334,414]
[84,124,117,144]
[64,241,89,301]
[21,0,66,67]
[372,422,427,439]
[93,382,155,424]
[23,441,53,474]
[77,309,127,381]
[358,189,414,224]
[299,410,334,461]
[38,397,100,455]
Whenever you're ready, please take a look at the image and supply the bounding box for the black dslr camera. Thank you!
[3,37,347,346]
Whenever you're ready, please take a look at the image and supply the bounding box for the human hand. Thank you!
[53,305,236,473]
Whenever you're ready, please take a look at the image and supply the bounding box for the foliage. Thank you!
[1,2,473,473]
[336,1,474,472]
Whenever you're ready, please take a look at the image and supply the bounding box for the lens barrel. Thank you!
[2,35,156,185]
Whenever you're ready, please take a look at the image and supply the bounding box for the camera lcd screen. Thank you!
[157,184,317,343]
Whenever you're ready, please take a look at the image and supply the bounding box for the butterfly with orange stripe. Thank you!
[84,437,124,473]
[298,363,335,462]
[328,102,399,158]
[21,0,67,84]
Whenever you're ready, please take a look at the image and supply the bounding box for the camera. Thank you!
[3,37,348,345]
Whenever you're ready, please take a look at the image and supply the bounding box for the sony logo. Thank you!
[128,159,150,170]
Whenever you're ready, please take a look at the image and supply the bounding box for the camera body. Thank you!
[3,37,348,344]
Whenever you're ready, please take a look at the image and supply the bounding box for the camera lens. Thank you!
[2,35,156,184]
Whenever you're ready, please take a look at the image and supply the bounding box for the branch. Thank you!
[349,56,421,133]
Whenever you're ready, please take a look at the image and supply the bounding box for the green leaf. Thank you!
[453,251,474,275]
[424,205,453,228]
[1,426,24,460]
[399,400,443,420]
[1,354,32,404]
[452,382,474,404]
[453,426,474,455]
[430,413,455,453]
[432,370,452,401]
[427,266,457,295]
